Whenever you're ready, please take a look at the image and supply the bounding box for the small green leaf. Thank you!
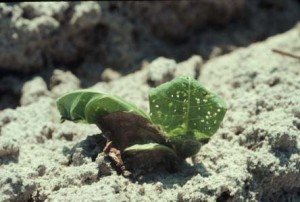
[123,143,178,171]
[56,90,149,124]
[149,76,227,140]
[123,143,176,154]
[123,143,177,162]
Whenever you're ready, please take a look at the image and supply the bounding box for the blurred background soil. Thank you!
[0,0,299,109]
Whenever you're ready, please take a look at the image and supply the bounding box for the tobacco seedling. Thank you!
[56,76,227,175]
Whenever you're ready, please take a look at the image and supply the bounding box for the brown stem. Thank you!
[103,140,131,176]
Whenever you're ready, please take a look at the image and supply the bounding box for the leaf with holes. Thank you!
[149,76,227,156]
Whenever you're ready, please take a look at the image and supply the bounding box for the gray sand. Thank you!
[1,2,300,202]
[1,26,300,201]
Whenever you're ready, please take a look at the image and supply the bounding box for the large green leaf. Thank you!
[149,76,227,140]
[56,90,149,124]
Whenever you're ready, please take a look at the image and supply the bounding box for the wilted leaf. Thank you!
[99,112,169,151]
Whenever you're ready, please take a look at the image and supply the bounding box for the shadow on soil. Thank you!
[62,133,210,188]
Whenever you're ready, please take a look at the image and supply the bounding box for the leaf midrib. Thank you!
[184,77,191,133]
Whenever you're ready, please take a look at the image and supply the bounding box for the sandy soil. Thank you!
[0,1,300,202]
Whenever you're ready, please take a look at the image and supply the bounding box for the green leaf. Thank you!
[123,143,178,171]
[123,143,177,162]
[149,76,227,140]
[123,143,176,155]
[56,90,149,124]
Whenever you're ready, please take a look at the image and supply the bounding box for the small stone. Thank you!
[95,153,113,176]
[20,77,50,106]
[50,69,80,97]
[36,165,46,176]
[101,68,121,82]
[147,57,176,86]
[0,138,19,157]
[292,107,300,119]
[155,182,163,193]
[138,186,145,195]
